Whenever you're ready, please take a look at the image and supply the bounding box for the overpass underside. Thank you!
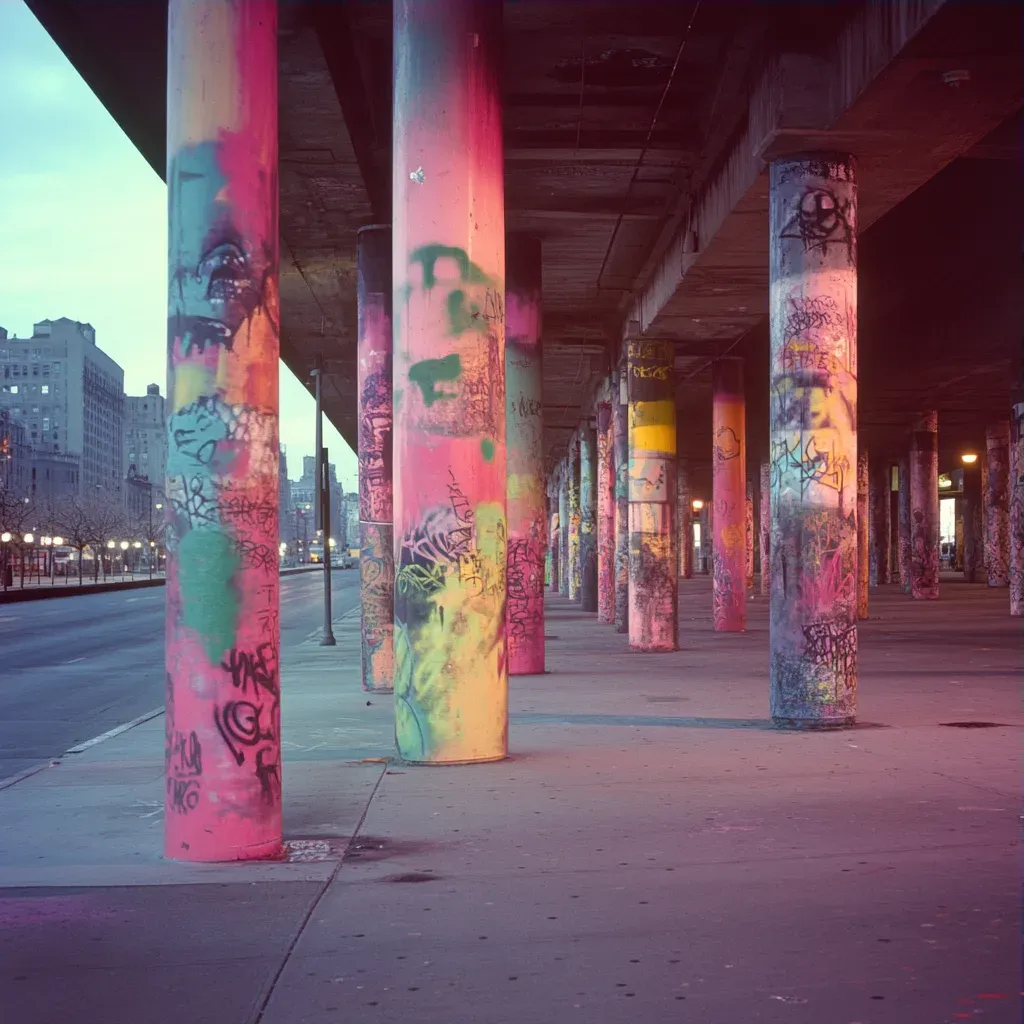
[24,0,1022,863]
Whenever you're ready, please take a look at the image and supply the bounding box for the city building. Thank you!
[0,407,30,497]
[28,449,80,504]
[0,318,125,498]
[343,492,359,553]
[124,383,166,499]
[291,454,344,544]
[278,446,295,554]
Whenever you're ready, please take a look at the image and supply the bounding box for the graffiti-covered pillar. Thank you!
[759,461,770,595]
[627,339,677,651]
[506,235,545,675]
[712,358,746,632]
[1010,403,1024,614]
[869,459,891,586]
[745,481,755,592]
[597,398,616,622]
[897,456,911,593]
[769,154,858,729]
[393,0,507,763]
[677,458,693,579]
[549,478,560,593]
[985,420,1010,588]
[165,0,281,861]
[567,437,581,600]
[962,457,982,583]
[909,412,940,600]
[613,366,630,633]
[856,450,869,619]
[357,225,394,694]
[579,423,598,612]
[558,460,569,596]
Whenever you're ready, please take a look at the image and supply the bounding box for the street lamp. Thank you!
[692,499,704,511]
[0,532,10,591]
[961,452,978,465]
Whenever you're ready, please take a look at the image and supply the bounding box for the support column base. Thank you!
[772,716,856,731]
[399,754,509,767]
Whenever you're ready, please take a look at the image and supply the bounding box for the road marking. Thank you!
[64,706,164,754]
[62,656,87,664]
[0,616,19,623]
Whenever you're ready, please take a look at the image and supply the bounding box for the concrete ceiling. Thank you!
[26,0,1022,498]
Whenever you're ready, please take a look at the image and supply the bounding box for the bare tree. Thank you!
[0,489,35,589]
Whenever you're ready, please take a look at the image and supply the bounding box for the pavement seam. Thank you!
[250,761,389,1024]
[64,706,165,754]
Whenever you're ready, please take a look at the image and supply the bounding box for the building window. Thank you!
[6,386,15,395]
[41,384,49,394]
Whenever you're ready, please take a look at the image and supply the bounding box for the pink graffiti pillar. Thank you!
[985,420,1010,588]
[712,358,746,632]
[357,225,394,693]
[1010,402,1024,614]
[558,461,569,596]
[759,461,770,595]
[393,0,507,763]
[596,396,616,622]
[165,0,282,860]
[627,340,677,651]
[506,235,545,675]
[856,450,869,619]
[769,154,858,728]
[909,412,940,600]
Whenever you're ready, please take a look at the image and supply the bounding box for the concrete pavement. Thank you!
[0,579,1018,1023]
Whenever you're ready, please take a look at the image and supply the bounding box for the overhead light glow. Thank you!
[961,452,978,465]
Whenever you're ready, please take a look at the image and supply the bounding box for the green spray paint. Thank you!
[409,245,489,289]
[178,528,242,664]
[409,353,461,406]
[481,438,496,462]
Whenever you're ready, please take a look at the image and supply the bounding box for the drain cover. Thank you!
[938,721,1008,729]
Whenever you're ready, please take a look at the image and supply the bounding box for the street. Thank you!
[0,569,361,780]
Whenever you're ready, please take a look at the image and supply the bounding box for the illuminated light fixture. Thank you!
[961,452,978,465]
[133,541,142,549]
[692,499,704,511]
[120,541,129,550]
[328,537,337,548]
[53,536,63,546]
[107,540,115,549]
[938,474,952,489]
[279,542,287,553]
[0,532,10,543]
[23,532,34,544]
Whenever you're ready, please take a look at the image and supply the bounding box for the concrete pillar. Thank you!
[627,339,677,651]
[558,461,569,596]
[869,459,891,586]
[677,459,694,579]
[712,357,746,632]
[909,412,940,600]
[769,154,858,729]
[597,399,616,622]
[1010,403,1024,614]
[613,367,630,633]
[393,0,506,763]
[506,235,545,675]
[759,461,770,596]
[579,424,598,612]
[985,420,1010,588]
[897,457,912,593]
[567,438,581,600]
[856,450,869,619]
[962,460,981,582]
[549,483,560,593]
[357,225,395,694]
[745,481,755,592]
[165,0,282,861]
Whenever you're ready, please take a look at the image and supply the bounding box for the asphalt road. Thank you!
[0,569,361,781]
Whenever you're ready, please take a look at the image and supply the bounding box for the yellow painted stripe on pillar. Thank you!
[630,400,676,454]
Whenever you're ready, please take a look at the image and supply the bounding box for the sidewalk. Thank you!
[0,581,1018,1023]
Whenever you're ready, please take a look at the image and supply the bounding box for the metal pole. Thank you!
[320,446,336,645]
[313,359,324,535]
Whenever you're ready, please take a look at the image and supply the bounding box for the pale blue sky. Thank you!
[0,0,357,489]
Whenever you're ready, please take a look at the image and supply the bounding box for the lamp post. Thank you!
[1,531,11,591]
[22,532,34,588]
